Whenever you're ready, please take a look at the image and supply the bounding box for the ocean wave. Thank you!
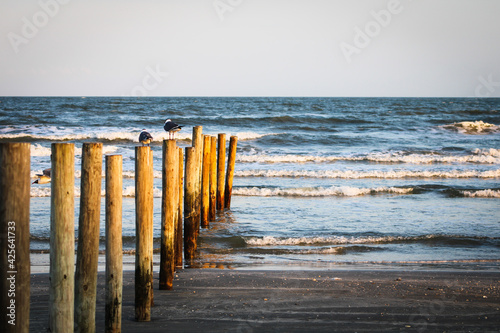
[441,121,499,134]
[30,186,164,198]
[460,189,500,198]
[234,169,500,179]
[30,143,119,157]
[244,235,496,246]
[205,245,379,256]
[0,128,272,143]
[122,170,163,179]
[233,186,413,197]
[472,148,500,157]
[237,149,500,164]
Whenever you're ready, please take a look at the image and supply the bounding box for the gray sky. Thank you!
[1,0,499,97]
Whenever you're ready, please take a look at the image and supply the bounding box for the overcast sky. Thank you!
[1,0,499,97]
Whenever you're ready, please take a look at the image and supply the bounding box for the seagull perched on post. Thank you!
[32,168,51,184]
[163,119,183,139]
[139,129,153,146]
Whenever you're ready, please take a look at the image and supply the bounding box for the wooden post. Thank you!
[0,143,30,333]
[175,147,183,268]
[49,143,75,332]
[183,147,197,265]
[75,143,103,333]
[216,134,226,211]
[192,126,203,234]
[209,136,217,221]
[105,155,123,333]
[160,140,178,290]
[224,136,238,210]
[201,135,211,228]
[148,149,154,307]
[135,147,153,321]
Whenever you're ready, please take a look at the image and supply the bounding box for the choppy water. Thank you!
[1,97,499,269]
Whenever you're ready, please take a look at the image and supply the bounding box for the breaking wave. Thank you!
[460,189,500,198]
[244,235,497,246]
[237,150,500,164]
[30,143,119,157]
[237,148,500,164]
[233,186,413,197]
[30,186,164,198]
[235,169,500,179]
[441,121,499,134]
[1,128,271,143]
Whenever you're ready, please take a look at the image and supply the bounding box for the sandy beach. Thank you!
[29,264,500,332]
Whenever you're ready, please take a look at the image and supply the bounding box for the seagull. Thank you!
[139,129,153,146]
[33,168,51,184]
[163,119,183,139]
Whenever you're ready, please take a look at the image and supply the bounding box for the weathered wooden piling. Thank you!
[135,146,153,321]
[148,148,154,307]
[183,147,197,265]
[201,135,211,228]
[160,140,178,290]
[216,133,226,211]
[224,136,238,209]
[49,143,75,332]
[0,143,30,333]
[209,136,217,221]
[75,143,103,333]
[175,147,184,268]
[192,126,203,234]
[105,155,123,333]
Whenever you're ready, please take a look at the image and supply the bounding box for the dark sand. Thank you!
[30,268,500,332]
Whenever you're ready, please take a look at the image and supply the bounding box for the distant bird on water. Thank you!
[139,129,153,146]
[163,119,183,139]
[33,168,51,184]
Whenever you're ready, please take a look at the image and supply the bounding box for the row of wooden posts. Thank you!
[0,126,238,333]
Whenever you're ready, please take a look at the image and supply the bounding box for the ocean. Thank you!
[1,96,499,270]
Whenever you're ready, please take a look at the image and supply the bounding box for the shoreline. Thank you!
[30,268,500,332]
[29,252,500,274]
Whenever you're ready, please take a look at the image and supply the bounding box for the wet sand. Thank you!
[30,268,500,332]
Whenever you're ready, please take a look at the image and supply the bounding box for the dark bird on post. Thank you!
[163,119,183,139]
[139,129,153,146]
[33,168,51,184]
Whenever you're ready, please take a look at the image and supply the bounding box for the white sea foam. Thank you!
[1,129,270,143]
[122,186,163,198]
[31,186,164,198]
[442,121,499,134]
[30,187,52,197]
[460,189,500,198]
[0,133,91,141]
[30,143,119,157]
[472,148,500,157]
[245,235,416,246]
[230,132,271,141]
[30,144,52,157]
[123,170,162,179]
[234,169,500,179]
[237,149,500,164]
[233,186,413,197]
